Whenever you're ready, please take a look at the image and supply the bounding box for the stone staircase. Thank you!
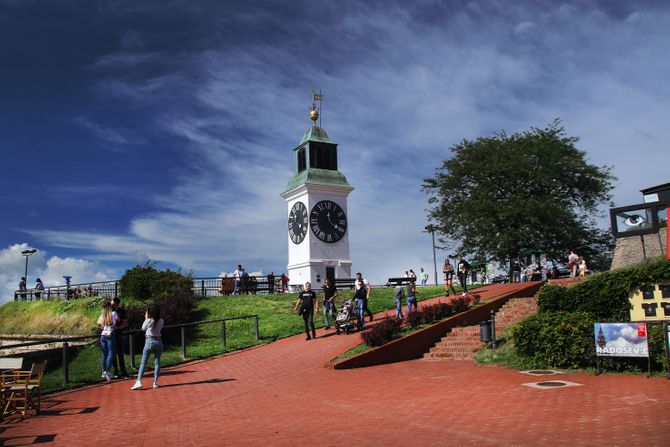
[423,296,538,361]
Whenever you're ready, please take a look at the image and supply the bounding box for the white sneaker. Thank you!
[131,382,142,390]
[152,381,159,389]
[104,372,112,383]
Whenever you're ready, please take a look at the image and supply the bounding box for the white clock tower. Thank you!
[280,95,354,288]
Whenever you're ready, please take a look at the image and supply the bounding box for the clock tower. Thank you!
[280,95,354,288]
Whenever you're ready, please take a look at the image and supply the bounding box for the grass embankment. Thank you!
[2,286,447,393]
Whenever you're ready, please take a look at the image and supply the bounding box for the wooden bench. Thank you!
[386,277,414,287]
[333,278,356,289]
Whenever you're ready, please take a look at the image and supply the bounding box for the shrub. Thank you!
[361,317,402,347]
[421,302,453,324]
[451,296,469,313]
[119,263,195,302]
[512,311,595,369]
[406,311,425,328]
[538,257,670,321]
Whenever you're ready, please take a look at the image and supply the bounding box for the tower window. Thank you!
[297,148,306,172]
[309,142,338,170]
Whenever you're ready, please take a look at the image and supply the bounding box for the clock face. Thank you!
[288,201,308,244]
[310,200,347,243]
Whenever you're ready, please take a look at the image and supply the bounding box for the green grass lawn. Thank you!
[31,285,450,393]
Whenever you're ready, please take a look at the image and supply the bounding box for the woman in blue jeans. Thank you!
[131,305,164,390]
[97,301,118,382]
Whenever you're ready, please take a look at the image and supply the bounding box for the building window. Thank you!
[297,148,306,172]
[309,143,337,170]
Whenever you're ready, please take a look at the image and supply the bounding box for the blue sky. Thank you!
[1,0,669,302]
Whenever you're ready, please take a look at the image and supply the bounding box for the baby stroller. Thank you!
[335,299,359,335]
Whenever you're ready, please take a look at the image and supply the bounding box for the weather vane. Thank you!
[309,89,324,127]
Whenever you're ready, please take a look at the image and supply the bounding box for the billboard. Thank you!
[595,323,649,358]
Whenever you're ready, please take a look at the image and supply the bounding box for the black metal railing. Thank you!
[13,276,289,301]
[0,314,259,385]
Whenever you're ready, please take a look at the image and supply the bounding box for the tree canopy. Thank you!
[422,120,616,272]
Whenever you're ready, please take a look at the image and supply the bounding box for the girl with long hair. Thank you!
[97,301,118,382]
[443,259,455,295]
[131,304,164,390]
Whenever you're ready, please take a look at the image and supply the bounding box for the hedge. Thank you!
[538,257,670,321]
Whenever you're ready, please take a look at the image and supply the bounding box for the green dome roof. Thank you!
[299,126,332,145]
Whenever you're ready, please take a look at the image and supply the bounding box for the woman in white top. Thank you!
[97,301,118,382]
[131,304,164,390]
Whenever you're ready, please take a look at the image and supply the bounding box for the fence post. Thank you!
[114,281,118,299]
[181,326,186,360]
[490,309,497,350]
[201,279,205,297]
[129,333,135,369]
[221,321,227,348]
[62,342,69,385]
[255,316,259,340]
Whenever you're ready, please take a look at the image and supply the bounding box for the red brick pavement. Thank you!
[2,284,669,446]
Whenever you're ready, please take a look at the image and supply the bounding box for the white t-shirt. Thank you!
[355,278,369,291]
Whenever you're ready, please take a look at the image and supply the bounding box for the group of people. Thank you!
[403,268,430,286]
[15,277,43,301]
[293,272,374,340]
[96,298,165,390]
[227,265,290,295]
[568,251,589,277]
[393,276,421,319]
[442,255,470,295]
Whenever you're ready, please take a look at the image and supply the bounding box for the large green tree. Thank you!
[422,120,616,274]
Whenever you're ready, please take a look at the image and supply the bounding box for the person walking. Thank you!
[18,276,27,301]
[511,259,521,283]
[131,305,164,390]
[457,255,470,294]
[233,264,245,295]
[568,251,579,278]
[443,259,456,295]
[393,284,405,319]
[267,272,275,294]
[354,272,373,322]
[97,301,118,383]
[34,278,44,300]
[111,297,130,379]
[406,277,419,314]
[322,278,339,329]
[294,282,317,340]
[578,256,588,277]
[419,268,428,286]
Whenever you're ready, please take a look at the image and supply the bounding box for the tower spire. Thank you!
[310,89,324,127]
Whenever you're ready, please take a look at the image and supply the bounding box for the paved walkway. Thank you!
[2,284,669,446]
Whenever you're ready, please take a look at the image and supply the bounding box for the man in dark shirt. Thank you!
[294,282,317,340]
[457,256,471,294]
[322,278,339,329]
[267,272,275,294]
[111,297,130,379]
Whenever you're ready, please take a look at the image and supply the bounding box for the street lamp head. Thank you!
[21,248,38,255]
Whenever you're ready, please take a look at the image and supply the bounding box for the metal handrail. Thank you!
[0,314,260,385]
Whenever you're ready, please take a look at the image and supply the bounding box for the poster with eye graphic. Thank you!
[595,323,649,358]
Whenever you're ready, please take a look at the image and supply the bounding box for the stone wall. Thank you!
[611,227,667,270]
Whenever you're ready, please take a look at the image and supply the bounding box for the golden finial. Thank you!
[310,104,319,123]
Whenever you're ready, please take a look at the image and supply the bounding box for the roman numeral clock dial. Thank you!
[288,201,308,244]
[309,200,347,243]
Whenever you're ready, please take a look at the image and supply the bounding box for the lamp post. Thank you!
[424,225,439,286]
[21,248,38,286]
